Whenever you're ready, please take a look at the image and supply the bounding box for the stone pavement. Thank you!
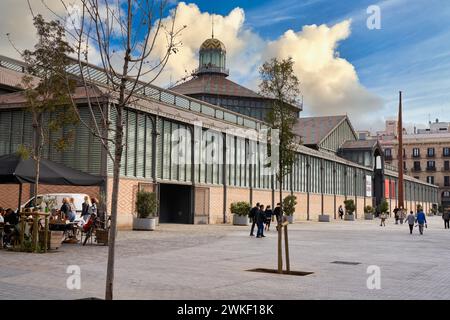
[1,216,449,300]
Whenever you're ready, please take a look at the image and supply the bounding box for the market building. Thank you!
[0,36,438,228]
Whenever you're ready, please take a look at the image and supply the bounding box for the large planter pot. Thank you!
[318,214,330,222]
[285,215,294,224]
[133,217,156,231]
[344,214,355,221]
[233,214,249,226]
[364,213,374,220]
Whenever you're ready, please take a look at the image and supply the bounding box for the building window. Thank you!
[385,148,392,158]
[427,148,435,157]
[412,148,420,157]
[413,161,421,171]
[403,161,407,170]
[444,147,450,157]
[427,160,435,170]
[445,176,450,187]
[445,161,450,171]
[426,176,435,184]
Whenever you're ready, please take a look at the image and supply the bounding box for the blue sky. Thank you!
[168,0,450,130]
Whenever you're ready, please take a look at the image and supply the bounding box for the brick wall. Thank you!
[293,192,307,221]
[0,184,30,209]
[208,186,223,224]
[252,189,272,208]
[226,187,250,224]
[356,197,365,219]
[309,194,322,221]
[323,194,335,218]
[107,177,154,229]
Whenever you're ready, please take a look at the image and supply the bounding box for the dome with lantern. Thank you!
[197,36,228,76]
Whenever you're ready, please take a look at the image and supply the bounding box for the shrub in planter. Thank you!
[364,205,375,220]
[283,195,297,224]
[343,199,356,221]
[133,191,158,231]
[231,201,251,225]
[378,199,389,216]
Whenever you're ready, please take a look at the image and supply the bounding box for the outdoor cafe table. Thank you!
[19,211,50,253]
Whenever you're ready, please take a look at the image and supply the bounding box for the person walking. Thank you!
[338,205,344,219]
[256,204,266,238]
[399,207,405,224]
[393,207,399,224]
[380,212,387,227]
[416,208,427,235]
[406,211,415,234]
[249,203,260,236]
[273,203,282,230]
[442,209,450,229]
[264,205,273,231]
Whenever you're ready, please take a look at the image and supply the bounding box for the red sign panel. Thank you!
[385,179,390,198]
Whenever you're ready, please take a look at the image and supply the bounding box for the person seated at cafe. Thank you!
[3,208,19,248]
[59,198,73,221]
[4,208,19,225]
[68,197,77,222]
[0,207,5,223]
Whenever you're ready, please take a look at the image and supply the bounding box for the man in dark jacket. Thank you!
[256,204,266,238]
[249,203,260,236]
[442,209,450,229]
[273,203,282,230]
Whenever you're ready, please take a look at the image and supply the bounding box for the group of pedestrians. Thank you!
[380,206,439,235]
[249,202,282,238]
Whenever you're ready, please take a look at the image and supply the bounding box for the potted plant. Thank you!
[364,205,375,220]
[231,201,251,226]
[133,191,158,231]
[378,199,389,219]
[283,195,297,224]
[343,199,356,221]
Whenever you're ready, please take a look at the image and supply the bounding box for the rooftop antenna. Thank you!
[211,15,214,38]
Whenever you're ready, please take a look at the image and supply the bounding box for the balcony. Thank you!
[442,167,450,172]
[385,155,393,161]
[426,153,435,158]
[411,167,422,172]
[443,153,450,158]
[426,166,436,172]
[412,154,421,158]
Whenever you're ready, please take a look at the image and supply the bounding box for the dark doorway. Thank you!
[159,183,193,224]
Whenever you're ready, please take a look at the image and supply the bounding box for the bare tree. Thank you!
[18,15,78,209]
[36,0,184,299]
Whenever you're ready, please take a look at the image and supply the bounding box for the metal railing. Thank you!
[0,54,267,132]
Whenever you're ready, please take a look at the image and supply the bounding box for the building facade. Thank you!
[0,53,439,229]
[379,120,450,209]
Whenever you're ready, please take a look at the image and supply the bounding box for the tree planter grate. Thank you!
[331,261,361,265]
[246,268,313,276]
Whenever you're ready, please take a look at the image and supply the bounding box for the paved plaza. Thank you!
[0,216,449,300]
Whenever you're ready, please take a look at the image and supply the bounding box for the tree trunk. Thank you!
[105,107,124,300]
